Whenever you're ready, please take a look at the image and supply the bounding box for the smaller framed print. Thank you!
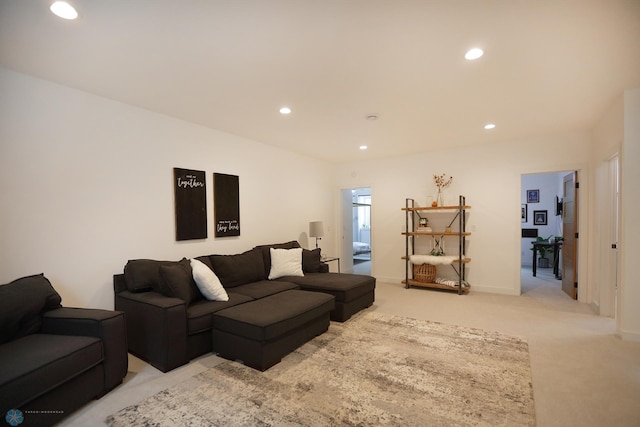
[521,204,528,223]
[527,189,540,203]
[533,210,547,225]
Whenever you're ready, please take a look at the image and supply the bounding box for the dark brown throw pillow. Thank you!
[0,273,62,344]
[302,248,322,273]
[194,255,214,271]
[124,259,179,293]
[209,248,265,287]
[158,258,202,305]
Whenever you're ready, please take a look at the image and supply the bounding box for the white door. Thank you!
[600,155,620,317]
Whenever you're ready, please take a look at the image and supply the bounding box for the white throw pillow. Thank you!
[268,247,304,280]
[190,258,229,302]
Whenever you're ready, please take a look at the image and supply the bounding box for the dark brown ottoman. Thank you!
[281,273,376,322]
[212,290,335,371]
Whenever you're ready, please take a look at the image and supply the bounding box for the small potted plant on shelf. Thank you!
[430,247,445,256]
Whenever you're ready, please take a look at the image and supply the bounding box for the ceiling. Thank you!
[1,1,639,163]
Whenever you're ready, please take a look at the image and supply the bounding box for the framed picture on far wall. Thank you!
[533,210,547,225]
[527,189,540,203]
[521,204,527,223]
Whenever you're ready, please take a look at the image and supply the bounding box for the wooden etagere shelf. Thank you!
[402,205,471,211]
[401,256,471,262]
[402,196,470,295]
[402,231,471,236]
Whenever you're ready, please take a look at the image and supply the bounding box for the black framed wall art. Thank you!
[173,168,207,241]
[533,210,548,225]
[527,189,540,203]
[522,204,528,223]
[214,173,240,237]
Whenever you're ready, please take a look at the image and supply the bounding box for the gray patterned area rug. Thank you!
[106,312,535,426]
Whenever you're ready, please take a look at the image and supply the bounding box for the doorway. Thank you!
[521,171,578,298]
[352,188,371,275]
[340,187,371,275]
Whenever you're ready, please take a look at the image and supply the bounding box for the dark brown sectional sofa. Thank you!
[114,241,375,372]
[0,274,128,426]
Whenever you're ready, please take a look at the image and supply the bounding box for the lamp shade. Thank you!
[309,221,324,238]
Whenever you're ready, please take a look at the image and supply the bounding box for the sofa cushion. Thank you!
[209,249,265,288]
[0,333,103,408]
[281,273,376,303]
[254,241,301,278]
[213,290,335,342]
[124,259,181,293]
[230,280,299,300]
[194,255,214,271]
[302,248,322,273]
[158,258,203,306]
[268,248,304,280]
[190,259,228,302]
[186,293,253,335]
[0,274,62,345]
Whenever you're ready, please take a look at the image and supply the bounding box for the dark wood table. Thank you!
[531,241,562,279]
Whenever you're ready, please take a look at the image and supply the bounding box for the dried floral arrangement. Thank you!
[433,173,453,190]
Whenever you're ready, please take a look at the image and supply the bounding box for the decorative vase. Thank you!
[436,189,444,207]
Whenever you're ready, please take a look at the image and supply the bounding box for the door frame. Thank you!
[338,186,373,275]
[562,171,578,299]
[339,189,354,274]
[519,166,588,302]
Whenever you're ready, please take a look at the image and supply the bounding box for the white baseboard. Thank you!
[619,329,640,342]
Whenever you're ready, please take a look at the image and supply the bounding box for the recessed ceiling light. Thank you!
[366,114,379,121]
[465,48,484,60]
[359,145,368,150]
[279,107,291,115]
[484,123,496,130]
[50,1,78,20]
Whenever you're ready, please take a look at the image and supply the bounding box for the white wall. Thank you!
[335,132,591,296]
[0,68,335,309]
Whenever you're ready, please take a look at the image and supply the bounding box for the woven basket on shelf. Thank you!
[413,263,436,283]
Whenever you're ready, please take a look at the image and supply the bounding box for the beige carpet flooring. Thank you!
[60,268,640,427]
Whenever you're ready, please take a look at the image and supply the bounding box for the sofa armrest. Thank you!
[115,290,188,372]
[113,273,127,294]
[41,307,128,392]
